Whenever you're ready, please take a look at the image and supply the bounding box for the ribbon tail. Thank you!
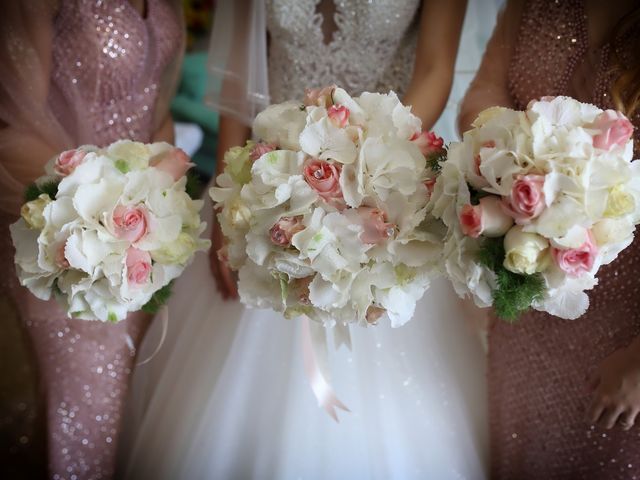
[301,317,350,422]
[136,306,169,366]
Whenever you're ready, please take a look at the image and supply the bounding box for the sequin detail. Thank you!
[51,0,182,145]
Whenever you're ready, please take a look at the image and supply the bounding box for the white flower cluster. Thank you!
[11,140,210,322]
[430,96,640,319]
[211,87,444,327]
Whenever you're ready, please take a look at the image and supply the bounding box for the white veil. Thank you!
[205,0,270,127]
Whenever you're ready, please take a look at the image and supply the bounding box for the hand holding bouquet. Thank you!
[11,140,210,322]
[430,96,639,320]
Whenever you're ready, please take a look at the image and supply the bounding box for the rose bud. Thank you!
[410,131,444,156]
[459,196,513,238]
[55,149,87,176]
[150,147,194,181]
[269,216,305,247]
[327,105,350,128]
[591,110,634,151]
[358,207,396,244]
[503,226,550,275]
[303,159,344,203]
[552,231,598,277]
[126,247,152,285]
[113,204,148,243]
[503,174,546,224]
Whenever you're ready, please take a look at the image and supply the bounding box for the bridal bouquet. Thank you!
[11,140,210,322]
[211,86,445,327]
[430,96,639,320]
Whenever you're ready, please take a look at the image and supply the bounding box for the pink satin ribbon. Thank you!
[301,317,350,422]
[125,306,169,366]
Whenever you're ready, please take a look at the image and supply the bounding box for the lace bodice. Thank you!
[266,0,420,102]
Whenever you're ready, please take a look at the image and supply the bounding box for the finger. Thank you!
[587,399,606,424]
[221,266,238,299]
[620,409,640,431]
[601,405,626,430]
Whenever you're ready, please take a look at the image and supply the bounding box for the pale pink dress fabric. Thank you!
[461,0,640,478]
[0,1,183,478]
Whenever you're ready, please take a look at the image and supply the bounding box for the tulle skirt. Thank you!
[119,240,488,479]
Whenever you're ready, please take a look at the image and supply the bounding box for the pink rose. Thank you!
[358,207,396,244]
[591,110,634,151]
[150,147,193,181]
[460,196,514,238]
[126,247,152,285]
[269,216,305,247]
[303,85,336,107]
[552,232,598,277]
[410,131,444,156]
[327,105,350,128]
[113,204,148,243]
[249,142,277,162]
[504,174,546,224]
[55,149,87,176]
[303,159,343,204]
[460,204,483,238]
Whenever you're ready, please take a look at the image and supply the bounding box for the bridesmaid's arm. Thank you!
[403,0,467,131]
[208,114,251,299]
[152,114,176,144]
[457,0,524,134]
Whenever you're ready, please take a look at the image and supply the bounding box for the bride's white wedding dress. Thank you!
[119,1,503,478]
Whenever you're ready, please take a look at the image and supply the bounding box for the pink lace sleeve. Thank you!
[457,0,525,135]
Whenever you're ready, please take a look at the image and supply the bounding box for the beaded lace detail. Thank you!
[266,0,420,102]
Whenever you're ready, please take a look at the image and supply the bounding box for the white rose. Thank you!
[503,226,550,275]
[21,194,52,230]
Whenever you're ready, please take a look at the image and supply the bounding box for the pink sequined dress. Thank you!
[461,0,640,478]
[0,1,183,478]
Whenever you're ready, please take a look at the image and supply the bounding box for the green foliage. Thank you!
[425,148,447,174]
[142,282,173,314]
[185,171,202,200]
[469,185,490,206]
[477,237,545,322]
[25,180,59,202]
